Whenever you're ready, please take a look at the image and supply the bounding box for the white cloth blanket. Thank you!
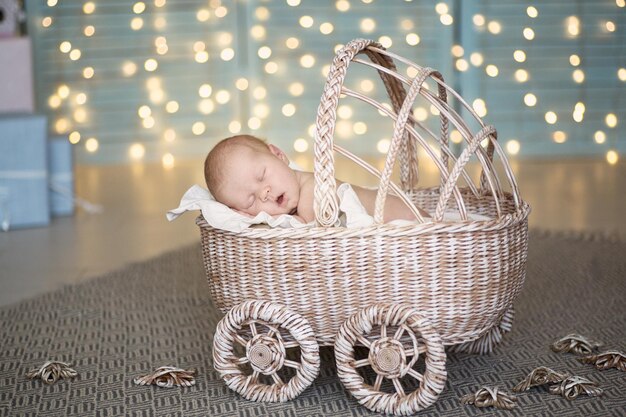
[166,184,311,232]
[166,183,490,233]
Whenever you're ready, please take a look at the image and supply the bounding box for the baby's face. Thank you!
[217,144,301,217]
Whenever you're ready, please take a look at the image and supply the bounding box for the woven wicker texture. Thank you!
[1,232,625,416]
[199,39,531,414]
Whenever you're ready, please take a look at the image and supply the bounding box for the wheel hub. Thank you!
[368,338,407,378]
[246,334,285,375]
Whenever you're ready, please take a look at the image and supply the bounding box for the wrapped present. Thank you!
[48,137,74,216]
[0,36,34,113]
[0,114,49,230]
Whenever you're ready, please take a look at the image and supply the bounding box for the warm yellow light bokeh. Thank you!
[282,104,296,117]
[594,131,606,144]
[515,69,529,82]
[162,153,175,169]
[406,33,420,46]
[485,65,499,77]
[294,138,309,152]
[235,78,249,91]
[129,143,146,160]
[164,129,176,142]
[487,21,501,34]
[523,27,535,40]
[524,93,537,107]
[545,111,558,124]
[506,139,520,155]
[299,16,314,28]
[82,67,94,79]
[473,14,485,26]
[606,150,619,165]
[192,122,206,135]
[228,121,242,134]
[69,131,81,144]
[553,131,567,143]
[144,59,158,71]
[605,113,618,128]
[85,137,99,152]
[83,2,95,14]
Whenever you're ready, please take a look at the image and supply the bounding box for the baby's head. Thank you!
[204,134,301,217]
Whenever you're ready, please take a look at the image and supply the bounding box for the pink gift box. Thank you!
[0,36,35,113]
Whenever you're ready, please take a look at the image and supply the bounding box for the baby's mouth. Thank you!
[276,193,285,206]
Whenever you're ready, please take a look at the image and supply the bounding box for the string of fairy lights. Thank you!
[461,4,623,165]
[38,0,624,167]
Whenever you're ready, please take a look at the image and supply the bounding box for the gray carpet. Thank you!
[1,230,624,417]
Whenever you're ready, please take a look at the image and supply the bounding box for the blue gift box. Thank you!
[0,114,49,230]
[48,136,74,216]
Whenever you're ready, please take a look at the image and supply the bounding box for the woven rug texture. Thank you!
[0,230,624,417]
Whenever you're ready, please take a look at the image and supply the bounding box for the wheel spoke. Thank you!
[353,358,370,368]
[283,340,299,349]
[235,356,249,365]
[234,333,248,347]
[407,368,423,383]
[357,335,372,348]
[380,324,387,338]
[266,327,278,338]
[373,374,384,391]
[392,378,405,396]
[284,359,301,369]
[250,370,260,384]
[249,322,258,336]
[393,325,406,341]
[271,372,283,386]
[406,345,427,357]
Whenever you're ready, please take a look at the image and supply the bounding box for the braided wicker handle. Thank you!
[314,39,522,226]
[375,66,450,224]
[314,39,423,227]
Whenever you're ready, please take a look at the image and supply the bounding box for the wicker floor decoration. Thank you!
[133,366,197,388]
[551,334,604,355]
[579,351,626,372]
[460,387,517,410]
[25,361,78,385]
[512,366,570,392]
[549,376,604,400]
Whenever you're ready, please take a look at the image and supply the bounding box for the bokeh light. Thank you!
[30,1,625,165]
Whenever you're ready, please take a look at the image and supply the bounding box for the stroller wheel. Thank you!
[213,300,320,402]
[335,303,446,415]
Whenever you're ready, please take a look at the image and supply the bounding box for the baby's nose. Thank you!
[259,186,270,201]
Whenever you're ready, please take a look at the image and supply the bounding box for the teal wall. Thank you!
[25,0,624,165]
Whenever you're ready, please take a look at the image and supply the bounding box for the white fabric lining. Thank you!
[166,183,491,233]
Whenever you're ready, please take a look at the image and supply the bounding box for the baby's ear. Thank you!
[268,144,289,164]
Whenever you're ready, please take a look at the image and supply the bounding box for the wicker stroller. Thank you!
[197,39,530,415]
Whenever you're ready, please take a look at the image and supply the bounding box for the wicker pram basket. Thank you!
[198,39,530,415]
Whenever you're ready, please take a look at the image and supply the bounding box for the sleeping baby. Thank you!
[204,134,429,224]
